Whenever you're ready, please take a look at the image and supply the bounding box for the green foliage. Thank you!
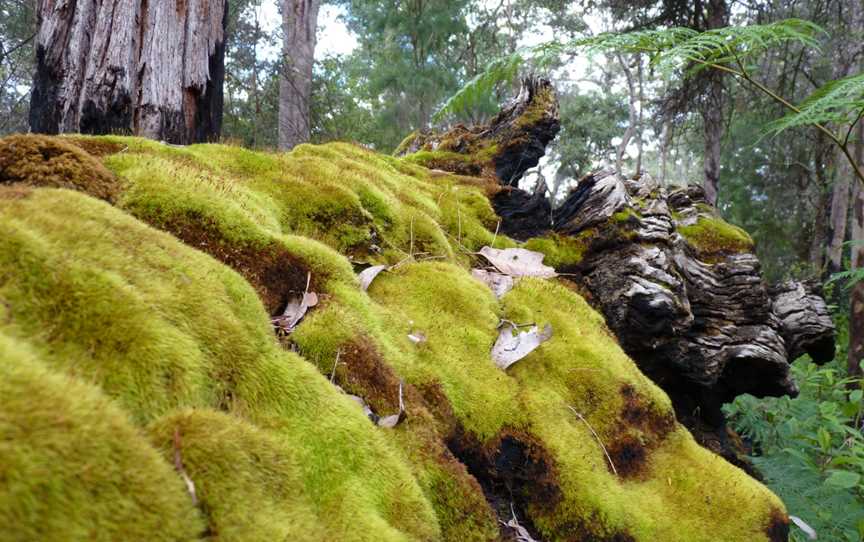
[725,356,864,542]
[436,19,823,120]
[553,89,629,178]
[770,73,864,133]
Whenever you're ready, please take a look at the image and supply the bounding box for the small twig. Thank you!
[457,205,463,244]
[567,406,617,476]
[409,215,415,258]
[173,428,199,505]
[499,319,536,329]
[330,349,341,383]
[492,219,501,248]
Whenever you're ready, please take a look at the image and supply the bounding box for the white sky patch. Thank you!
[256,1,357,60]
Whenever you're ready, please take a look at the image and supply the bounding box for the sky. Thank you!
[256,2,358,59]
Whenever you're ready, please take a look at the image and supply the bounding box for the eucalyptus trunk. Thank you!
[278,0,320,151]
[699,0,729,206]
[849,121,864,380]
[29,0,227,144]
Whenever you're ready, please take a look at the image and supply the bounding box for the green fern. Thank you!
[769,72,864,133]
[435,19,823,120]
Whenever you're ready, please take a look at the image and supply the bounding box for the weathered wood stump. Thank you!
[30,0,227,144]
[402,77,836,470]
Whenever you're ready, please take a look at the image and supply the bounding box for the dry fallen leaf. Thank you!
[272,291,318,333]
[271,273,318,334]
[789,516,816,540]
[471,268,515,299]
[377,381,406,428]
[500,504,539,542]
[491,321,552,370]
[479,246,557,279]
[407,331,427,344]
[358,264,388,291]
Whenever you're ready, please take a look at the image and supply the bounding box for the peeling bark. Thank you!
[413,79,837,469]
[29,0,227,144]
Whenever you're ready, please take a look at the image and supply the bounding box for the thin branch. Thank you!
[567,406,617,476]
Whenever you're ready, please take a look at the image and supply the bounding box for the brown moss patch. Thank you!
[620,384,675,437]
[0,134,119,202]
[765,508,789,542]
[335,337,404,414]
[446,425,562,539]
[62,136,125,157]
[605,385,677,479]
[154,213,310,315]
[0,185,34,200]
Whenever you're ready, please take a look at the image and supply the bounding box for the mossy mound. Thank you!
[0,134,119,202]
[678,215,755,259]
[0,133,787,541]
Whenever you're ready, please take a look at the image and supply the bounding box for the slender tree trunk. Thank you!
[699,0,729,206]
[828,170,852,274]
[616,53,637,176]
[29,0,227,144]
[849,127,864,380]
[278,0,320,151]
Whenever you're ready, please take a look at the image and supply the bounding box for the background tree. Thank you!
[279,0,320,150]
[29,0,228,144]
[0,0,36,134]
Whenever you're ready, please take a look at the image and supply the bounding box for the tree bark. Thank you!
[278,0,320,151]
[828,171,851,274]
[850,122,864,378]
[699,0,729,206]
[29,0,227,144]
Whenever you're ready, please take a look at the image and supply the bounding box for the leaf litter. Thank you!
[271,272,318,335]
[491,320,553,370]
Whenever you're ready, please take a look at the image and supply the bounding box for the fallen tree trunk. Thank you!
[401,78,836,470]
[29,0,227,144]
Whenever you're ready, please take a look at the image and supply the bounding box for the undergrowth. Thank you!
[725,313,864,542]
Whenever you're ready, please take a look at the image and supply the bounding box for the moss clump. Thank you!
[0,134,119,202]
[524,232,592,269]
[402,150,485,176]
[678,216,755,258]
[0,188,441,541]
[0,333,205,542]
[393,130,420,156]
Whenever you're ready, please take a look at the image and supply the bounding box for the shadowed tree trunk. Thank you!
[29,0,227,144]
[699,0,729,206]
[828,173,851,274]
[278,0,320,151]
[849,131,864,379]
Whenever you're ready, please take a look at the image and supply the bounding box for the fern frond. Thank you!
[433,52,524,121]
[768,73,864,133]
[433,19,823,123]
[826,267,864,290]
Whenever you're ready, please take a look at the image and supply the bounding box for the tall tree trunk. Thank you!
[699,0,729,206]
[849,127,864,380]
[615,53,637,176]
[278,0,320,151]
[29,0,227,144]
[828,169,852,274]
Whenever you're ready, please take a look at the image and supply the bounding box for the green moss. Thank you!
[393,130,420,156]
[678,216,755,257]
[0,134,787,542]
[0,333,205,542]
[0,188,440,541]
[524,232,592,269]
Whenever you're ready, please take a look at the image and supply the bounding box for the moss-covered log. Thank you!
[406,81,836,475]
[0,132,793,541]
